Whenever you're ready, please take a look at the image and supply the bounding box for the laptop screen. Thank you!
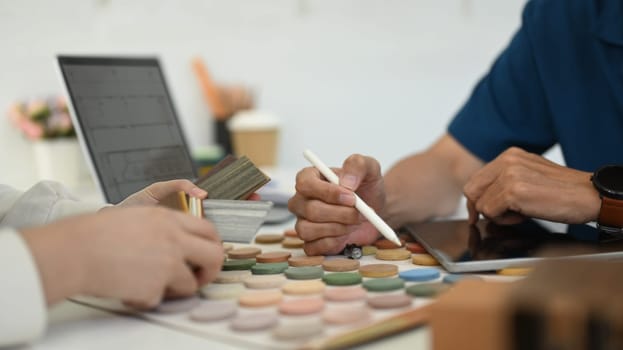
[58,56,196,204]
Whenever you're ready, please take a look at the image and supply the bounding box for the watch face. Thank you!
[593,165,623,199]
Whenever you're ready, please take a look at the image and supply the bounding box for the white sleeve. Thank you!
[0,229,46,347]
[0,181,106,228]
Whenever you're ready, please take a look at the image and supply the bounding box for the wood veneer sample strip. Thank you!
[194,155,270,200]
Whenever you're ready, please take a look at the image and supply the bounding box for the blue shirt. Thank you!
[448,0,623,172]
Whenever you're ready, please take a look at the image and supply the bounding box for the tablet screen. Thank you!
[58,56,195,203]
[405,219,623,272]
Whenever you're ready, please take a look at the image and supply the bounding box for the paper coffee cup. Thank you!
[227,110,279,167]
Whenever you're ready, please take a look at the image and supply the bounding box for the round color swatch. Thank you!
[272,319,324,340]
[228,247,262,259]
[443,274,483,284]
[282,280,325,295]
[362,246,377,256]
[497,267,533,276]
[155,296,201,314]
[284,229,299,238]
[322,272,362,286]
[230,312,278,332]
[405,242,427,254]
[201,283,246,299]
[282,237,305,249]
[284,266,325,280]
[215,270,252,283]
[222,242,234,253]
[374,238,404,249]
[244,275,287,289]
[254,234,285,244]
[411,254,440,266]
[367,294,412,309]
[359,263,399,278]
[278,297,325,315]
[405,282,451,298]
[251,262,290,275]
[238,290,283,307]
[323,306,371,325]
[288,255,325,267]
[362,278,405,292]
[375,248,412,261]
[222,259,256,271]
[398,268,441,282]
[324,286,367,302]
[189,301,237,322]
[322,258,360,272]
[255,251,291,263]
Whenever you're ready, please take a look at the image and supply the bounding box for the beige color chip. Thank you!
[278,297,325,316]
[256,251,292,263]
[254,233,285,244]
[367,294,412,309]
[322,258,360,272]
[222,242,234,252]
[362,246,377,256]
[282,237,305,249]
[228,247,262,259]
[323,305,371,325]
[411,253,440,266]
[214,270,252,284]
[284,229,299,238]
[243,274,287,289]
[359,263,399,278]
[374,238,404,249]
[497,267,532,276]
[288,255,325,267]
[375,248,412,261]
[238,290,283,307]
[200,283,246,300]
[323,286,367,302]
[282,280,326,295]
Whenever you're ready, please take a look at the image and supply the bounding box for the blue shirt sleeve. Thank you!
[448,0,556,162]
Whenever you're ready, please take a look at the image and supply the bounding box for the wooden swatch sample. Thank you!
[194,155,270,200]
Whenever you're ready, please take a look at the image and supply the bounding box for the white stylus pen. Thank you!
[303,149,402,247]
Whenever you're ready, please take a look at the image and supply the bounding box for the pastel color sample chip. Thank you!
[254,234,285,244]
[322,258,360,272]
[362,246,377,256]
[238,290,283,307]
[189,301,237,322]
[359,263,399,278]
[255,251,291,263]
[222,259,256,271]
[322,272,363,286]
[288,255,325,267]
[398,268,441,282]
[230,312,279,331]
[278,297,325,315]
[228,247,262,259]
[324,286,367,302]
[411,254,440,266]
[251,262,290,275]
[244,275,287,289]
[405,282,450,298]
[362,278,405,292]
[215,270,252,283]
[155,296,201,314]
[201,283,246,299]
[284,266,325,280]
[367,294,412,309]
[442,274,483,284]
[272,319,324,340]
[282,237,305,249]
[375,249,412,261]
[282,280,326,295]
[323,306,371,325]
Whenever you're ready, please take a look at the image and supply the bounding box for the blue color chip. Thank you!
[398,268,440,282]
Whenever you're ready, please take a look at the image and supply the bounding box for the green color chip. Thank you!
[284,266,324,280]
[251,262,289,275]
[362,278,405,292]
[322,272,363,286]
[405,282,451,297]
[222,259,256,271]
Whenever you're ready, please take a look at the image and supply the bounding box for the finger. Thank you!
[303,235,350,256]
[165,261,199,298]
[295,219,354,242]
[289,197,360,225]
[466,199,479,224]
[346,222,381,246]
[341,154,382,191]
[176,234,224,286]
[294,167,354,206]
[147,180,207,200]
[247,193,261,201]
[171,211,221,242]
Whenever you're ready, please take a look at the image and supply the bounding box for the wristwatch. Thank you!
[592,165,623,233]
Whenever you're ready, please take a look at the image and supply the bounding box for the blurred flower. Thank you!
[7,95,75,140]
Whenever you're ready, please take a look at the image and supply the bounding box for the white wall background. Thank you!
[0,0,533,190]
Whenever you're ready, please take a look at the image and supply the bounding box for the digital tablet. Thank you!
[405,219,623,273]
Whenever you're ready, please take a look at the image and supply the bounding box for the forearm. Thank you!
[383,134,484,227]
